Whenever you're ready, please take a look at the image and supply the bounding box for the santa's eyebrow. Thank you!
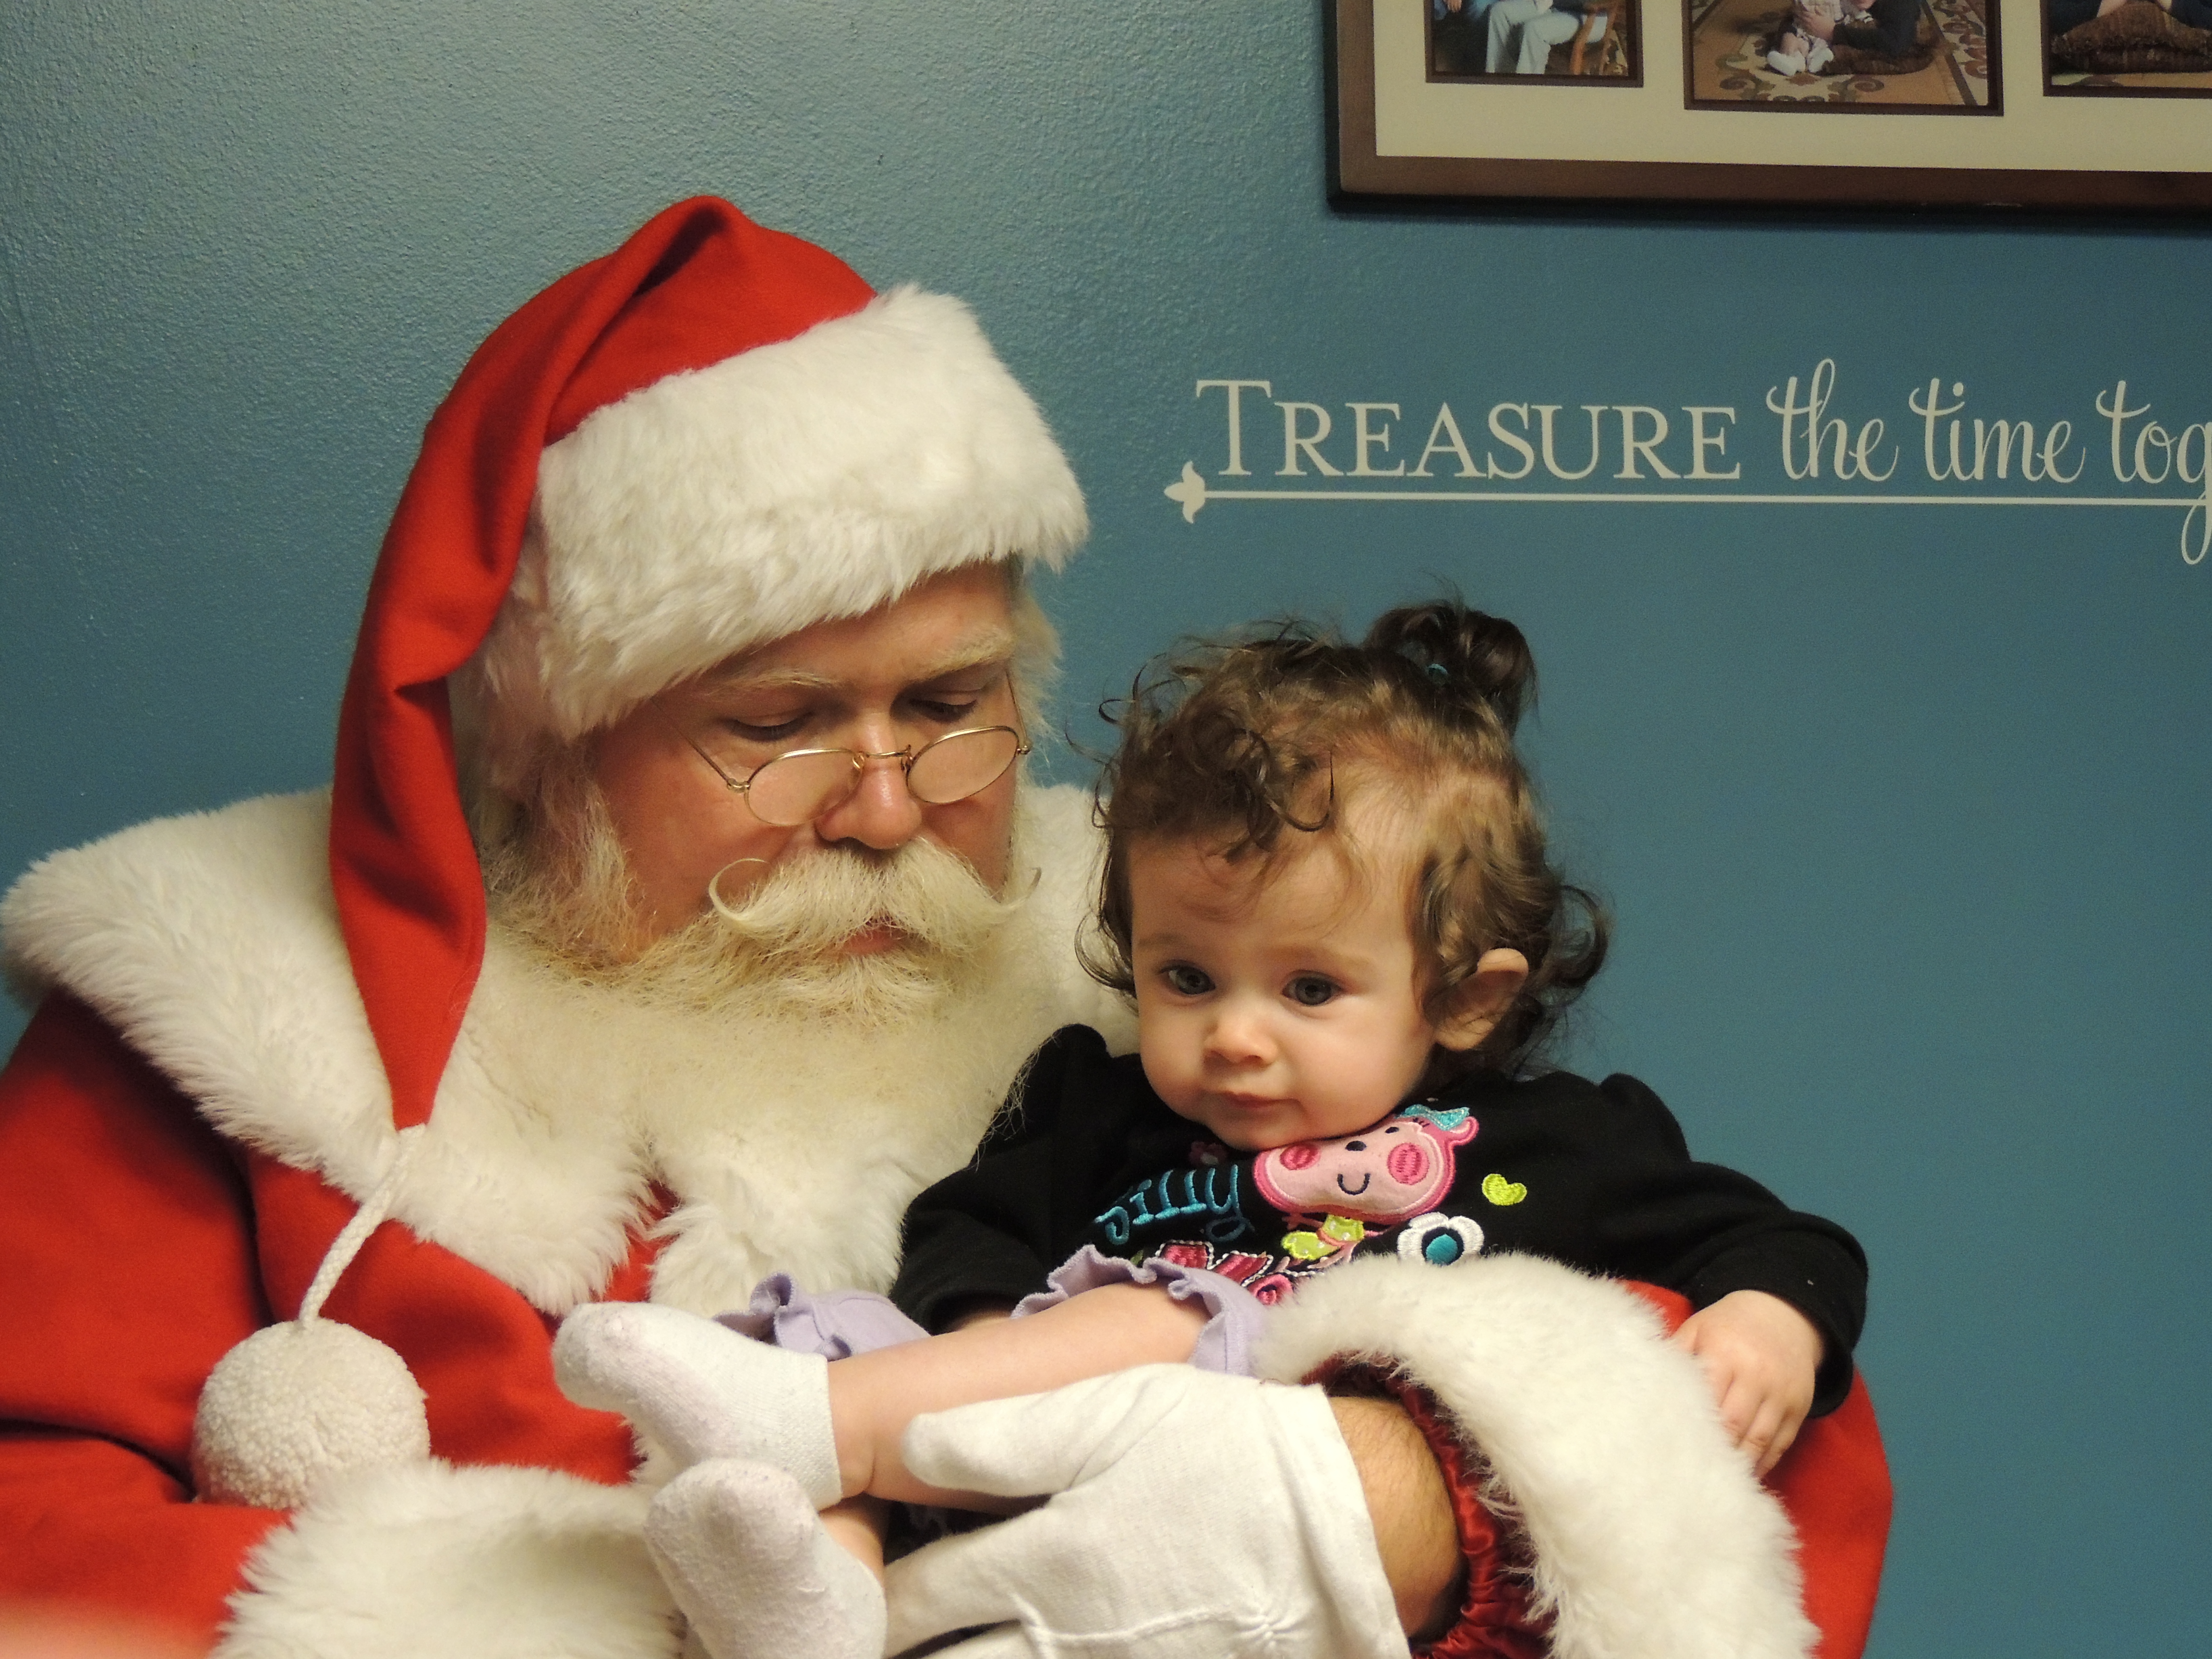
[697,628,1018,697]
[696,666,838,695]
[900,631,1019,684]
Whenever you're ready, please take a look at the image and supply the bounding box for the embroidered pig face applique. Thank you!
[1250,1105,1477,1225]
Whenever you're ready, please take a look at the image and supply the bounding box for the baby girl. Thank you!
[555,599,1865,1659]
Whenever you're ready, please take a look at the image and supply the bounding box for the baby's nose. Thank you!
[1205,1005,1274,1062]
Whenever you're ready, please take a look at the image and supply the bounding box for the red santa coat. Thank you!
[0,790,1888,1659]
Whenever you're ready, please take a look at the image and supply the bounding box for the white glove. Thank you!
[883,1364,1411,1659]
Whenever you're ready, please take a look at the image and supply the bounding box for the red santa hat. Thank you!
[330,196,1087,1136]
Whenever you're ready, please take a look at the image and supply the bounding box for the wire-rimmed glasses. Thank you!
[678,723,1030,827]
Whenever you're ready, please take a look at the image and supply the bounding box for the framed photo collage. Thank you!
[1332,0,2212,207]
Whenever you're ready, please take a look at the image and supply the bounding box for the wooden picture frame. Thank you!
[1328,0,2212,209]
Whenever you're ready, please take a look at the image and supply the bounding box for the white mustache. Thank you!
[704,837,1022,964]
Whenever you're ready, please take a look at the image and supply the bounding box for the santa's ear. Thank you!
[1434,949,1529,1052]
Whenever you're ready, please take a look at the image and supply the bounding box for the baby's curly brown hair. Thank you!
[1088,598,1607,1073]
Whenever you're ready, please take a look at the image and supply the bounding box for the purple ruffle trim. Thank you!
[721,1249,1269,1375]
[715,1273,929,1359]
[1010,1244,1270,1376]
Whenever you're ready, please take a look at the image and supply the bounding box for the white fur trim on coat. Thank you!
[1254,1253,1817,1659]
[212,1461,673,1659]
[477,285,1088,748]
[0,783,1129,1315]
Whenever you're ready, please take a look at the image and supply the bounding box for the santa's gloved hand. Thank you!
[883,1364,1409,1659]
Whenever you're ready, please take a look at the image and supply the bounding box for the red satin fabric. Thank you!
[0,996,666,1644]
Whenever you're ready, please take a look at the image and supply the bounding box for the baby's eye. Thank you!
[1161,964,1214,997]
[1285,975,1339,1008]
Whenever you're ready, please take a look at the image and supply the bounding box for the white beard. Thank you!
[642,911,1058,1313]
[465,826,1066,1315]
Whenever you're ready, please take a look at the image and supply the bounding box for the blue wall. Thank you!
[3,4,2207,1653]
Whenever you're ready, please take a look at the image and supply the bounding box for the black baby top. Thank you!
[892,1026,1867,1412]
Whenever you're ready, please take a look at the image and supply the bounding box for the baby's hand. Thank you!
[1669,1289,1823,1478]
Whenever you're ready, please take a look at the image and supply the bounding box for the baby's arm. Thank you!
[1564,1071,1866,1469]
[830,1282,1210,1506]
[1669,1288,1824,1476]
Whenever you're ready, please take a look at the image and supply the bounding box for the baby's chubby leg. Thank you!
[554,1282,1209,1508]
[834,1281,1211,1504]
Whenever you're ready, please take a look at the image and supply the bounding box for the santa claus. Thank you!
[0,199,1887,1659]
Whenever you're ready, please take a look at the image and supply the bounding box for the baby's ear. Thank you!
[1434,949,1529,1051]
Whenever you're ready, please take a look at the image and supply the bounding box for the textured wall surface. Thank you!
[3,3,2208,1655]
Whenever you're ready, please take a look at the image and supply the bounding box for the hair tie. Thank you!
[1426,661,1449,682]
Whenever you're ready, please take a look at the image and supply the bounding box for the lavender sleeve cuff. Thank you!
[1011,1243,1272,1376]
[717,1272,931,1359]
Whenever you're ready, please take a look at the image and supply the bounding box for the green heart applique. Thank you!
[1481,1172,1527,1206]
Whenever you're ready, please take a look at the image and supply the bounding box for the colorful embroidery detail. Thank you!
[1138,1240,1310,1306]
[1401,1102,1473,1135]
[1280,1213,1367,1265]
[1480,1172,1527,1206]
[1094,1165,1251,1248]
[1253,1108,1478,1224]
[1396,1211,1485,1265]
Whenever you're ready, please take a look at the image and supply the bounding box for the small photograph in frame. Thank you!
[1683,0,1999,109]
[1428,0,1643,83]
[2044,0,2212,97]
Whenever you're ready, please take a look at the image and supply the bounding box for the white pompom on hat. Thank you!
[192,1128,433,1508]
[191,1320,431,1510]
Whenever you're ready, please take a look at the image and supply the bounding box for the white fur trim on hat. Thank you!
[474,285,1087,754]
